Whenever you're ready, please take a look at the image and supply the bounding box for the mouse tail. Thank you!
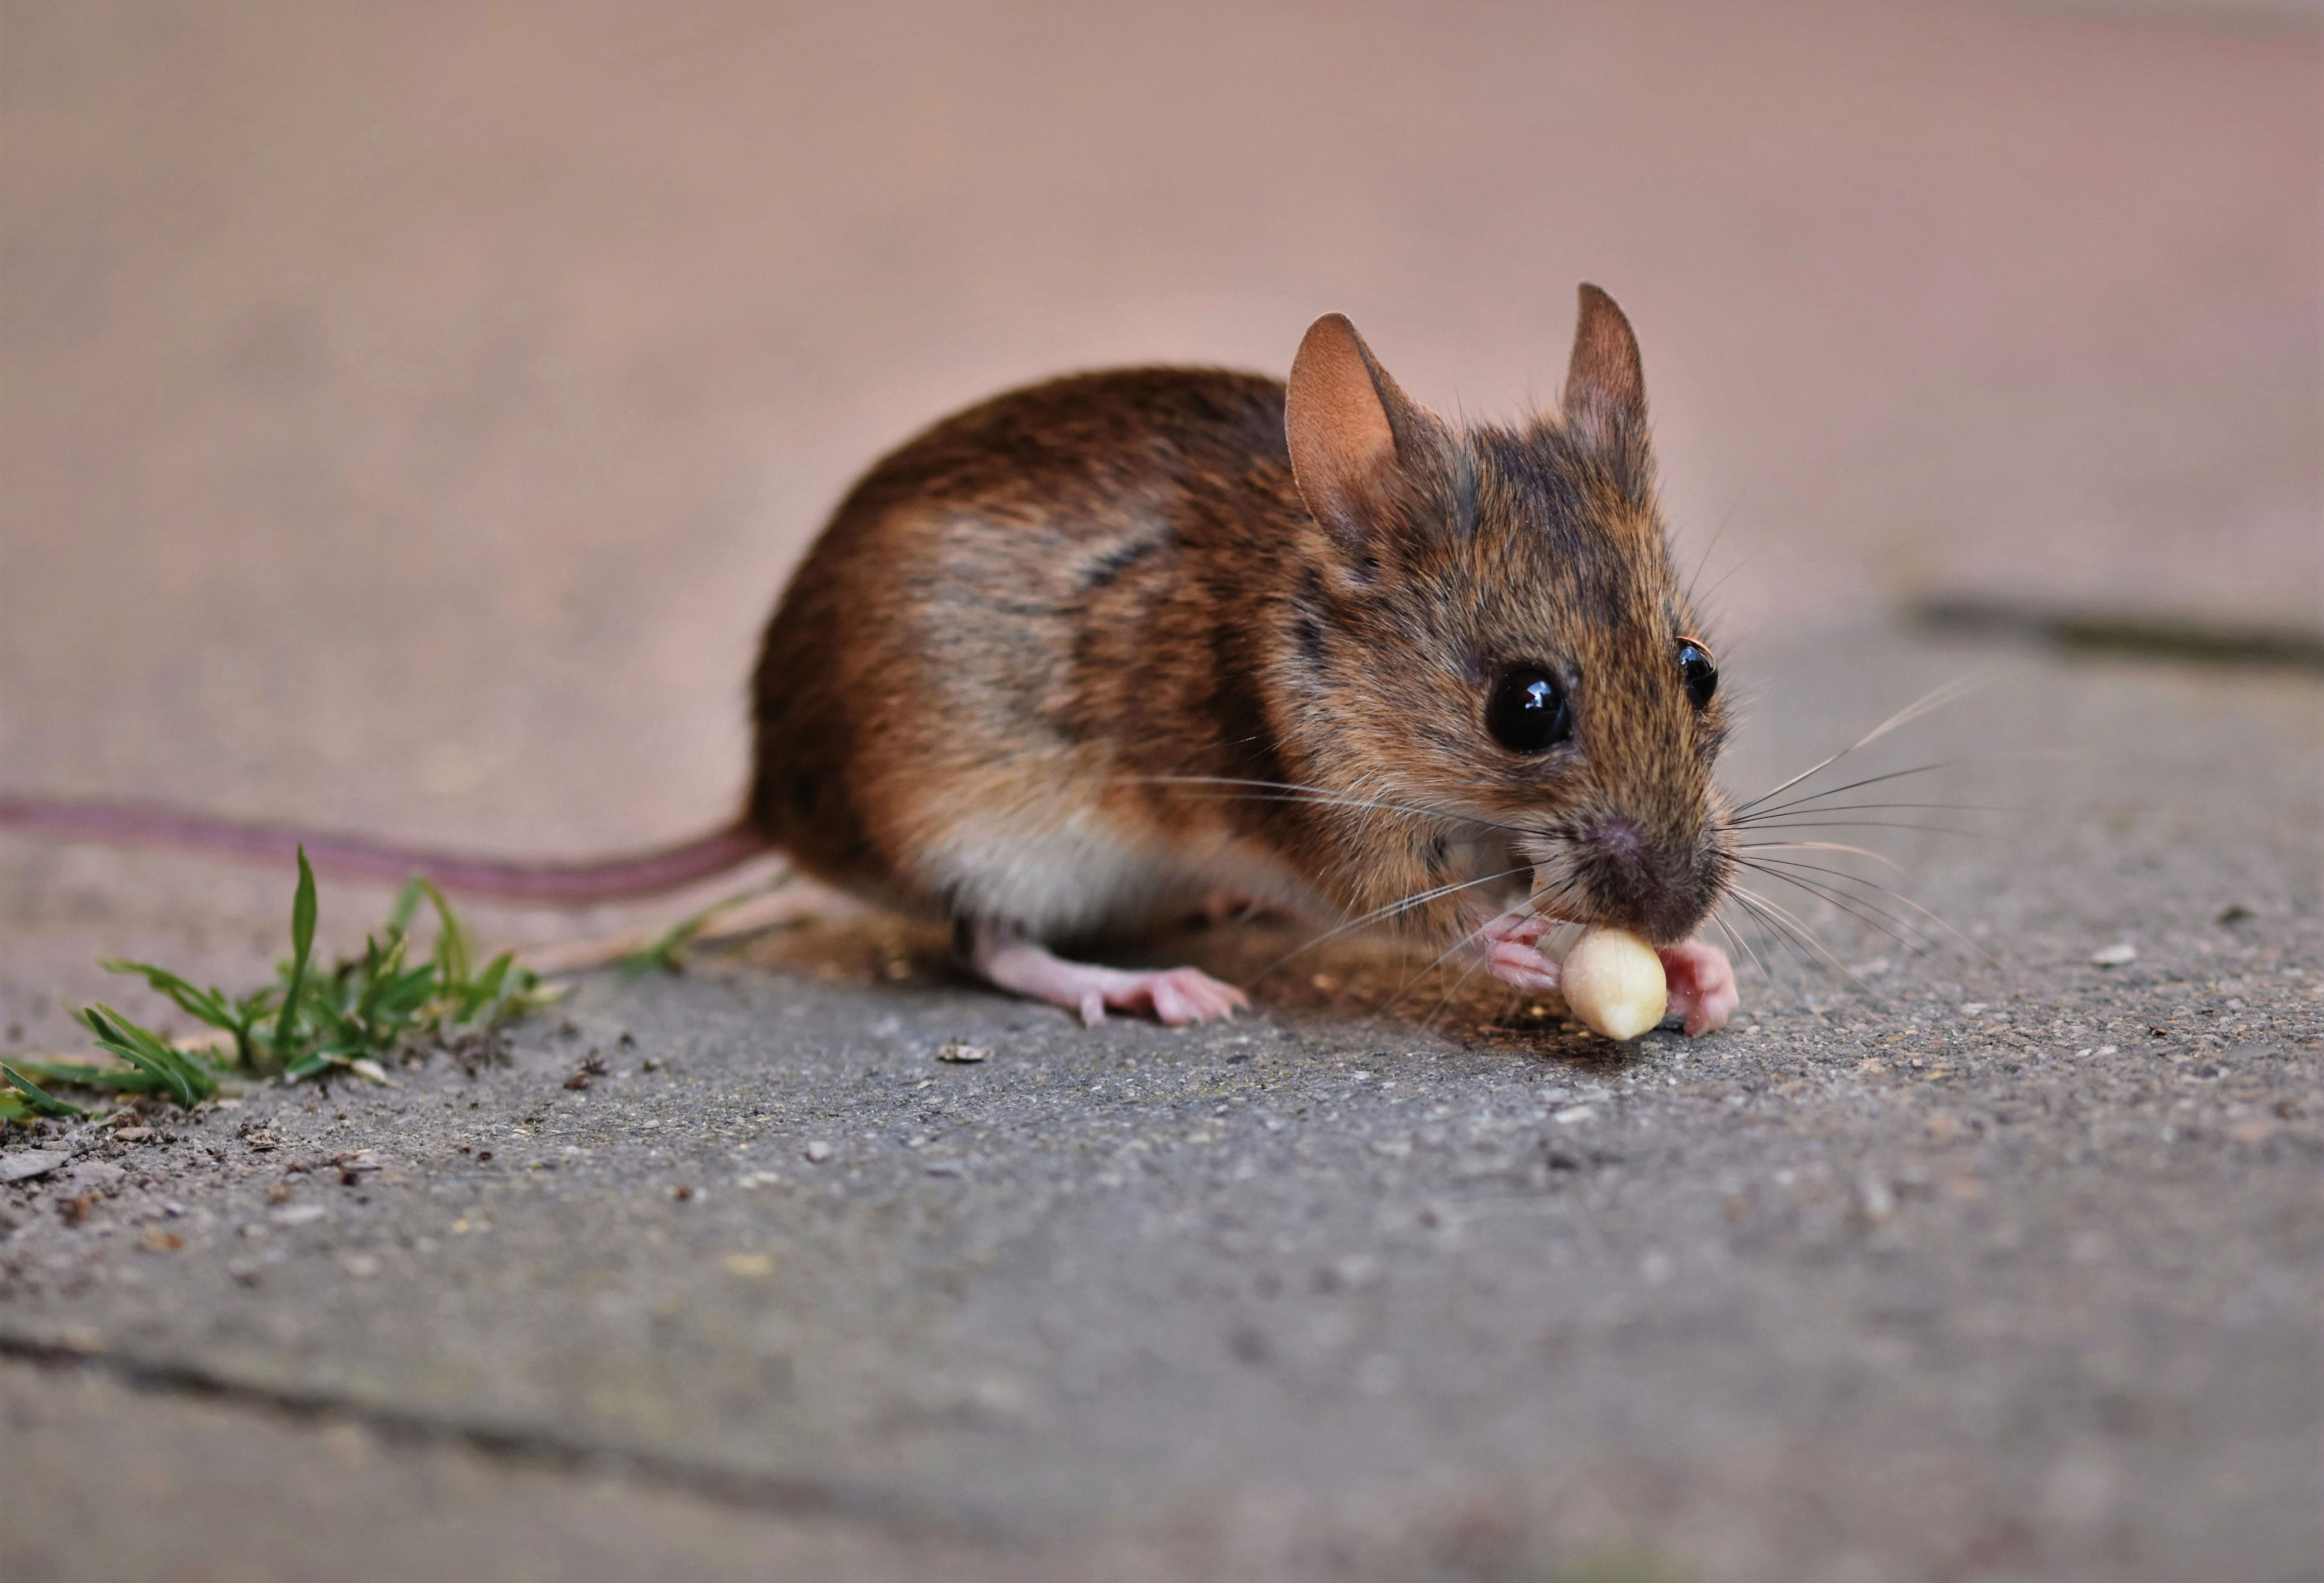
[0,795,774,907]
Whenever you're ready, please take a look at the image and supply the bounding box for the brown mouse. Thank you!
[2,286,1739,1035]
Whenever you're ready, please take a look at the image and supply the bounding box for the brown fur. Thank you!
[750,286,1733,953]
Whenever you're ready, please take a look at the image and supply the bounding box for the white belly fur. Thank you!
[916,800,1322,940]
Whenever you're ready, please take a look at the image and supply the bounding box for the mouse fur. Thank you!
[748,287,1738,1030]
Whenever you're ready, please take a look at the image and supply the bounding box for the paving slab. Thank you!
[2,4,2317,1577]
[4,624,2317,1583]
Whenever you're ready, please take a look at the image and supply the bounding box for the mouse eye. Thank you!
[1486,667,1572,754]
[1676,641,1718,709]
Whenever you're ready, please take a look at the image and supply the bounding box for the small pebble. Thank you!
[936,1041,991,1064]
[0,1151,68,1184]
[2090,942,2138,966]
[803,1140,833,1164]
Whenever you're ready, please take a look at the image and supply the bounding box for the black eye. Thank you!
[1677,642,1718,709]
[1486,667,1572,754]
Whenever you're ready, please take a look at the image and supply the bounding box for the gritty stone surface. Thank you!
[1,3,2316,1577]
[3,625,2318,1583]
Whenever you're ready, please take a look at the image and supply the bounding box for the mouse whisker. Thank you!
[1385,939,1496,1036]
[1733,859,1935,957]
[1732,676,1985,815]
[1736,840,1905,872]
[1714,894,1810,981]
[1731,896,1838,986]
[1120,776,1533,838]
[1734,793,2020,830]
[1407,947,1497,1035]
[1727,816,1992,839]
[1723,891,1830,982]
[1708,906,1772,987]
[1740,800,2018,815]
[1734,761,1963,821]
[1737,854,1995,965]
[1257,862,1537,980]
[1680,496,1744,610]
[1742,747,2073,824]
[1726,884,1868,989]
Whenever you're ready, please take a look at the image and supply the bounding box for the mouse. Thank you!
[2,285,1740,1036]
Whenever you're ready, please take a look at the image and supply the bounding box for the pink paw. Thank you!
[1660,939,1738,1036]
[1478,911,1561,994]
[966,923,1251,1030]
[1082,967,1250,1028]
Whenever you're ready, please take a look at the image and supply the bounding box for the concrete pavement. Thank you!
[4,623,2318,1583]
[2,2,2316,1577]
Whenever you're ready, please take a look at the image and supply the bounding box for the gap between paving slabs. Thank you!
[0,1329,1022,1545]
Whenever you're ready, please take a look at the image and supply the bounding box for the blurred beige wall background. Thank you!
[3,0,2316,859]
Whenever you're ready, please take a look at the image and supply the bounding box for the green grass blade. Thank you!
[91,1003,217,1102]
[100,960,236,1030]
[412,879,473,988]
[226,986,278,1070]
[386,876,427,940]
[1,1060,87,1118]
[374,965,437,1024]
[618,890,759,979]
[466,951,514,1014]
[80,1005,216,1105]
[7,1058,114,1086]
[270,847,319,1070]
[352,934,409,1028]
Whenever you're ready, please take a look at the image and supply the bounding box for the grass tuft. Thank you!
[6,849,560,1116]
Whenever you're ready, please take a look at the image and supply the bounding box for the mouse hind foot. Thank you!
[964,921,1249,1027]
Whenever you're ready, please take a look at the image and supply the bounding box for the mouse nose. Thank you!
[1579,815,1714,943]
[1591,816,1647,863]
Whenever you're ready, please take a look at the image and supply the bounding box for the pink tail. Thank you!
[0,796,772,906]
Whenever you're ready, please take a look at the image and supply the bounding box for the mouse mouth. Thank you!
[1513,856,1599,931]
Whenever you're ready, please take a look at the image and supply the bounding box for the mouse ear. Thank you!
[1286,314,1433,543]
[1561,284,1647,437]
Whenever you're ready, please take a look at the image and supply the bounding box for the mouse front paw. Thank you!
[1659,939,1738,1035]
[1477,910,1560,994]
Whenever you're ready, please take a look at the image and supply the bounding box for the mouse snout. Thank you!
[1574,814,1720,944]
[1590,816,1647,864]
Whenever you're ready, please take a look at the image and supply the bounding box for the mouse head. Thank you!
[1278,286,1733,945]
